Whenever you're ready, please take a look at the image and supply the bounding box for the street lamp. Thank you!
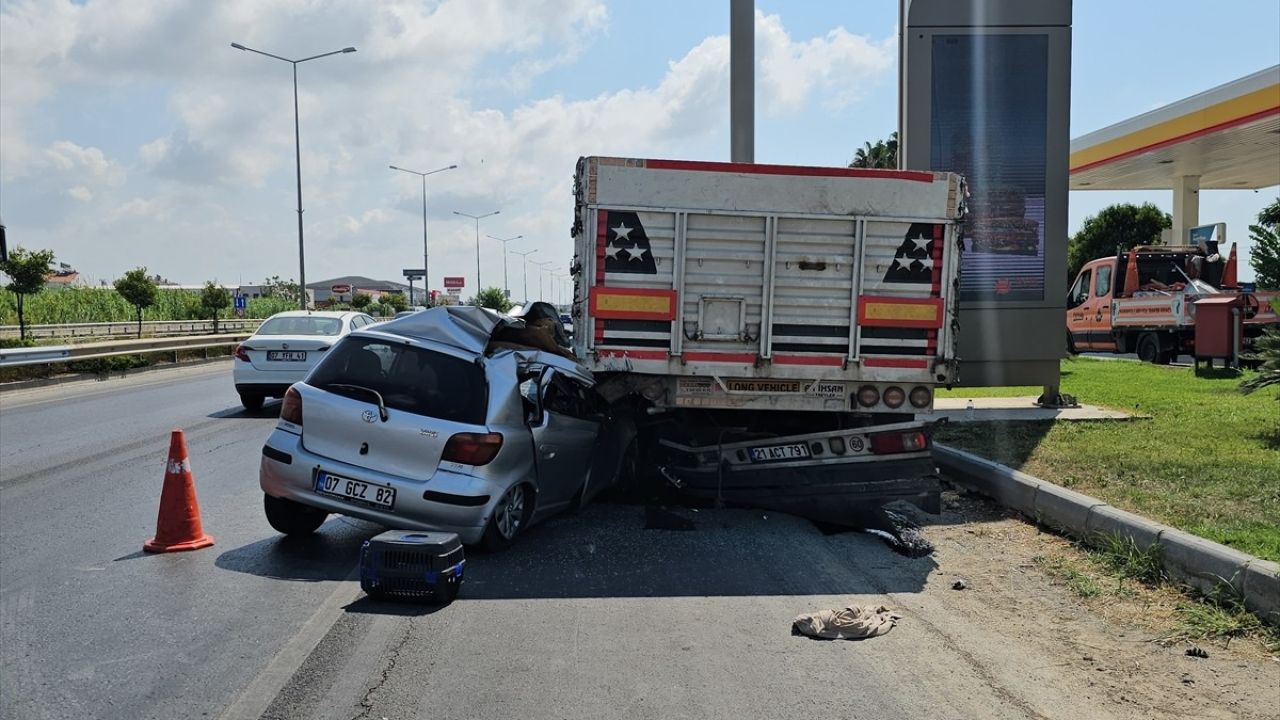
[230,42,357,310]
[453,210,500,292]
[512,249,538,301]
[531,260,552,301]
[486,234,523,298]
[389,163,457,304]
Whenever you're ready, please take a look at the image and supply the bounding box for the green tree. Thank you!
[1241,327,1280,395]
[1247,198,1280,290]
[0,247,55,340]
[1067,203,1171,283]
[199,281,232,332]
[262,275,304,306]
[350,291,373,310]
[470,287,512,313]
[114,267,159,338]
[381,292,408,313]
[849,131,898,169]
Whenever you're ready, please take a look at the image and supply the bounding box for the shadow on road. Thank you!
[455,503,936,600]
[214,517,381,582]
[208,402,281,420]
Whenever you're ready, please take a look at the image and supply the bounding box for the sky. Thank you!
[1,0,1278,299]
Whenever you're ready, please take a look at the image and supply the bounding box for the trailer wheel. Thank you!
[1066,329,1078,355]
[1136,333,1161,363]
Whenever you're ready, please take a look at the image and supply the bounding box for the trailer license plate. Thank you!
[747,443,811,463]
[315,471,396,509]
[267,351,307,362]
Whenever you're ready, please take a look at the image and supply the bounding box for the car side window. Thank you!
[1094,265,1112,298]
[541,373,595,420]
[1069,269,1092,306]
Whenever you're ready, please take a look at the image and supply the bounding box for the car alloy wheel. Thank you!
[494,484,526,540]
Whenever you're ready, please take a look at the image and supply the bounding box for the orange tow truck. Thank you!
[1066,243,1279,364]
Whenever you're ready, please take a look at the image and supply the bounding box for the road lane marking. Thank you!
[217,566,361,720]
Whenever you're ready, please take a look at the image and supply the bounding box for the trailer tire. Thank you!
[1136,333,1161,364]
[1066,329,1077,355]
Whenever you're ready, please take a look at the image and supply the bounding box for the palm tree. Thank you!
[849,132,899,169]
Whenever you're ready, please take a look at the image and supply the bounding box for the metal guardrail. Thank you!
[0,319,264,340]
[0,334,251,369]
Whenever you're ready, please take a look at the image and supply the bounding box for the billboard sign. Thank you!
[443,276,465,290]
[1188,223,1226,251]
[330,284,351,294]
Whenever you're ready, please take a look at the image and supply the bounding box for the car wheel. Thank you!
[483,483,531,552]
[1065,329,1077,355]
[240,393,265,411]
[1136,333,1160,364]
[263,494,327,536]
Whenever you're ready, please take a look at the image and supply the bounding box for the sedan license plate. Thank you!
[315,471,396,509]
[747,443,812,463]
[267,351,307,362]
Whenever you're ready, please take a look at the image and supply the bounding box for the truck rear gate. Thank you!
[573,157,965,416]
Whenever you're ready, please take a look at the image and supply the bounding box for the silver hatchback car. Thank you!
[259,305,621,550]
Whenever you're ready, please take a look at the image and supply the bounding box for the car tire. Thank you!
[240,393,265,411]
[482,483,531,552]
[1066,329,1078,356]
[1136,333,1161,364]
[263,494,328,536]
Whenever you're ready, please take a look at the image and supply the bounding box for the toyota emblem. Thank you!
[361,410,377,423]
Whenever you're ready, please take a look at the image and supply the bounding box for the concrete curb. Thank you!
[0,355,232,393]
[934,443,1280,625]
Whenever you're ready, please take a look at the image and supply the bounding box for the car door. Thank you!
[1084,263,1116,350]
[529,369,601,511]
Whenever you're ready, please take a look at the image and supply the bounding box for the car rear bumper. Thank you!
[235,383,295,399]
[258,428,495,544]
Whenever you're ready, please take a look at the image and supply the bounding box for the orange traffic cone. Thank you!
[144,429,214,553]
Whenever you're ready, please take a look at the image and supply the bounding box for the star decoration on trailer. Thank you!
[882,223,937,284]
[602,211,658,274]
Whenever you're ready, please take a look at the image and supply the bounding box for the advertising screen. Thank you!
[931,33,1049,302]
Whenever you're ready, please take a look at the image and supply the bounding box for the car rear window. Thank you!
[257,316,343,336]
[308,336,487,424]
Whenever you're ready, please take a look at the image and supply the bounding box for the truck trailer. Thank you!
[569,157,966,524]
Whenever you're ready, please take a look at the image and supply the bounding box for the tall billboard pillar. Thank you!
[901,1,1072,400]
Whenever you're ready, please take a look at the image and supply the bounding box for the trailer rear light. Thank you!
[281,386,303,425]
[882,386,906,409]
[856,385,880,407]
[234,344,252,362]
[869,430,929,454]
[829,437,847,454]
[442,433,504,466]
[909,386,932,409]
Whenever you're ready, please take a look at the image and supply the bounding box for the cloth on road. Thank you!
[792,605,901,640]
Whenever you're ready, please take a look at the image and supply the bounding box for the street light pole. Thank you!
[453,210,499,292]
[532,261,552,301]
[512,249,537,301]
[486,234,523,298]
[390,163,457,304]
[230,42,356,310]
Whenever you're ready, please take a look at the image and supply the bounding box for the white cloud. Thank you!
[68,186,93,202]
[757,11,896,114]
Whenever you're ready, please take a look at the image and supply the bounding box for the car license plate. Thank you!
[315,471,396,509]
[267,351,307,362]
[747,443,812,463]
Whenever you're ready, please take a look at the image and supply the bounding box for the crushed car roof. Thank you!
[374,306,514,353]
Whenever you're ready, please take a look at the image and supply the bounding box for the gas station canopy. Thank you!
[1070,65,1279,191]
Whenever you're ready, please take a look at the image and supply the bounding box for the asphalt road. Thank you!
[2,362,1275,720]
[0,362,374,720]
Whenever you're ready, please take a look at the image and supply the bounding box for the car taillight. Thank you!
[869,430,929,454]
[909,386,932,409]
[441,433,503,466]
[281,386,303,425]
[234,344,251,362]
[882,386,905,409]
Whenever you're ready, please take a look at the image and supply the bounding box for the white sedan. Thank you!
[233,311,376,410]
